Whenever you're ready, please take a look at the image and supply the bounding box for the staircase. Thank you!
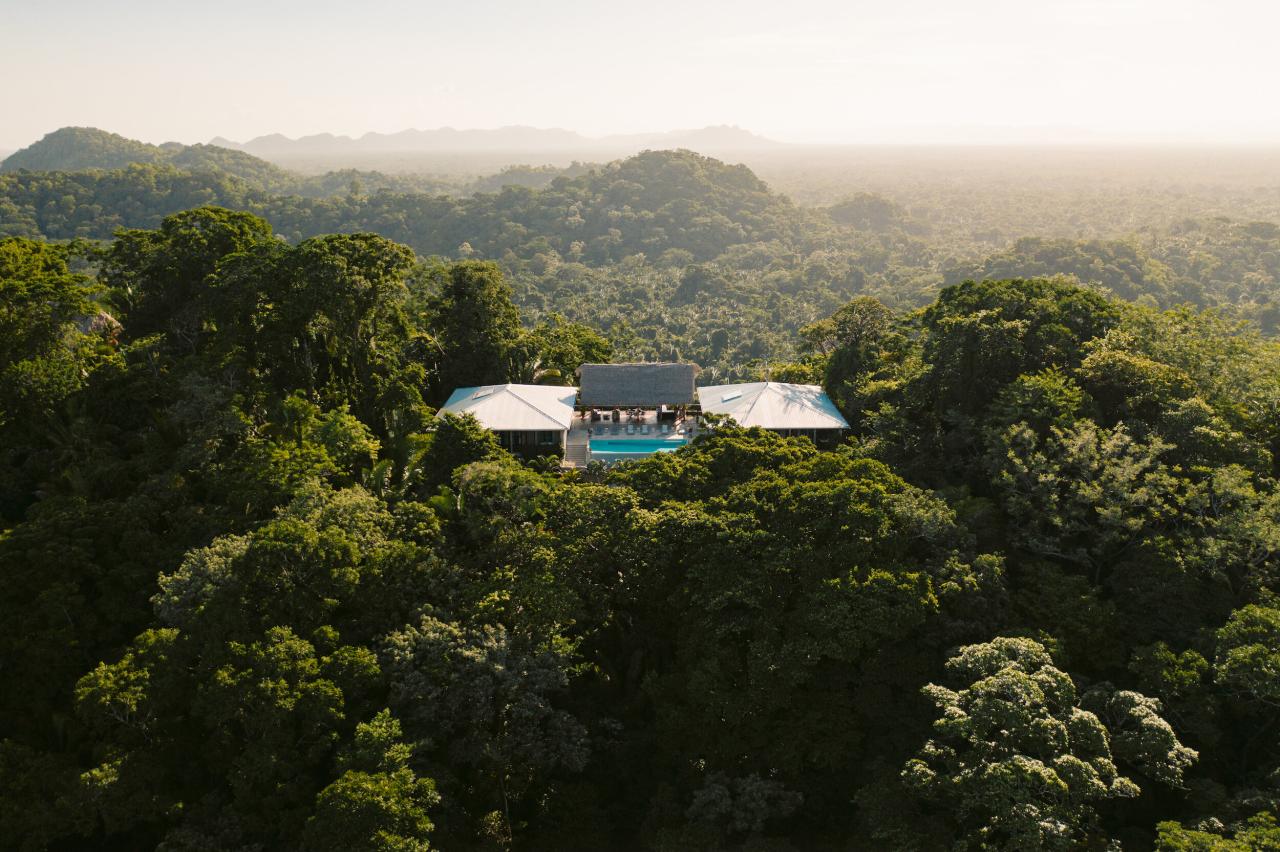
[564,430,589,468]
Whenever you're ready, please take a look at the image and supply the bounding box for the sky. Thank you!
[5,0,1280,149]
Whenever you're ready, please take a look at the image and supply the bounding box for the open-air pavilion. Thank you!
[576,362,698,409]
[566,362,701,466]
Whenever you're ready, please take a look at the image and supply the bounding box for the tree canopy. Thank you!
[2,163,1280,849]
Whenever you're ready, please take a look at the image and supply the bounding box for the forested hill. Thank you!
[355,149,799,262]
[0,148,800,262]
[0,127,472,198]
[0,127,297,190]
[4,141,1280,388]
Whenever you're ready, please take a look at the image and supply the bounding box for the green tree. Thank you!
[382,614,588,846]
[0,237,108,434]
[104,206,275,348]
[1156,812,1280,850]
[419,413,503,493]
[903,637,1194,850]
[304,710,440,851]
[513,313,613,384]
[422,260,522,397]
[1215,605,1280,709]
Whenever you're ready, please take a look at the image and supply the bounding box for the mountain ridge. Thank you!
[216,124,782,156]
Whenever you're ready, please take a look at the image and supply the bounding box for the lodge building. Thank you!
[437,363,850,467]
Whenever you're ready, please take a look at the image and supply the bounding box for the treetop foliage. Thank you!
[3,149,1280,848]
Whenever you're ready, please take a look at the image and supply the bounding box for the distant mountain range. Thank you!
[211,124,783,157]
[1,125,784,186]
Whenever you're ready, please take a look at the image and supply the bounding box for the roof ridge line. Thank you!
[737,381,769,424]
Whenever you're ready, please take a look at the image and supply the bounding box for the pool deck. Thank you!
[563,410,701,468]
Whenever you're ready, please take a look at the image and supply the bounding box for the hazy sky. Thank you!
[5,0,1280,149]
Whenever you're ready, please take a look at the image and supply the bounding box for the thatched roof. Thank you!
[577,362,699,407]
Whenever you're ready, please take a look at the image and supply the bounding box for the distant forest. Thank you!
[3,128,1280,850]
[4,128,1280,389]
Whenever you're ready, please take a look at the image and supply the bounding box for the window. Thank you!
[538,431,557,446]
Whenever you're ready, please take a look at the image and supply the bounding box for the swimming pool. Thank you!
[589,437,688,456]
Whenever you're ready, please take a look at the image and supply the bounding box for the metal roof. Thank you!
[438,384,577,432]
[696,382,850,430]
[577,362,698,407]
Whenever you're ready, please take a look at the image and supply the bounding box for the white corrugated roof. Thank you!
[438,384,577,431]
[697,382,850,430]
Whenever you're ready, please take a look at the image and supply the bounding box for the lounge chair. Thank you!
[626,424,635,435]
[642,424,651,435]
[660,423,669,434]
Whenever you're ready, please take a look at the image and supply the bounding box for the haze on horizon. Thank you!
[5,0,1280,150]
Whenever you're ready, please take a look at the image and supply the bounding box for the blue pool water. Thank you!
[590,438,688,455]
